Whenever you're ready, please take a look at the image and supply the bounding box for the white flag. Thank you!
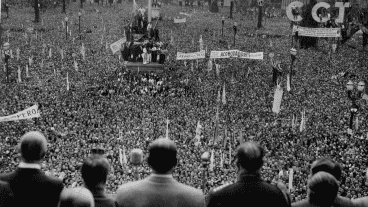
[66,72,70,91]
[287,74,291,92]
[16,48,20,60]
[49,48,52,58]
[26,65,29,78]
[194,121,202,146]
[119,148,123,166]
[209,149,214,171]
[18,66,22,83]
[288,168,294,192]
[165,118,169,139]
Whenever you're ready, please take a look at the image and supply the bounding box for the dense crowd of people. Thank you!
[0,0,368,204]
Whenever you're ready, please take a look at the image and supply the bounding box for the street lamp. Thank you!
[233,22,237,46]
[346,80,365,131]
[221,16,225,37]
[65,16,69,40]
[201,151,210,191]
[78,11,82,40]
[3,42,10,83]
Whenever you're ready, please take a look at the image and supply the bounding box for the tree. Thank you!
[34,0,40,22]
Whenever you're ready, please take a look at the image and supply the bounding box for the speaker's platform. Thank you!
[126,62,165,73]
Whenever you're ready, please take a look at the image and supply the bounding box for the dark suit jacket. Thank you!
[206,174,289,207]
[0,180,14,207]
[90,188,117,207]
[115,174,205,207]
[0,168,64,207]
[292,196,355,207]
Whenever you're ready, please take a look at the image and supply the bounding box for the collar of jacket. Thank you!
[18,162,41,170]
[147,173,174,184]
[238,173,261,182]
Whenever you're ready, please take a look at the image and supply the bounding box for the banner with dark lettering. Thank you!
[293,26,341,38]
[210,50,264,60]
[176,50,206,60]
[0,105,40,122]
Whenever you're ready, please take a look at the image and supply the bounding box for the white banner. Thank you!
[176,50,205,60]
[272,86,283,114]
[293,26,341,38]
[152,8,160,18]
[110,37,127,54]
[0,105,40,122]
[174,18,186,23]
[210,50,264,60]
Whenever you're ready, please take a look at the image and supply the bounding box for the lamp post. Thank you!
[3,42,10,83]
[65,17,69,40]
[233,22,237,46]
[201,151,210,192]
[78,11,82,40]
[221,16,225,37]
[346,80,365,131]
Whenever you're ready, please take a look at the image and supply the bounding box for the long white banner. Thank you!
[174,18,186,23]
[176,50,206,60]
[0,105,41,122]
[110,37,127,54]
[210,50,264,60]
[293,26,341,38]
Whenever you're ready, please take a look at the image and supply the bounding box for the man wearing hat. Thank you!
[115,138,205,207]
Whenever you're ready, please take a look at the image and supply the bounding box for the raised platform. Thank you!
[126,62,165,73]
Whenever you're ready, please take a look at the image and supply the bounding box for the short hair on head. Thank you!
[147,138,177,174]
[19,131,47,163]
[81,154,110,189]
[308,172,339,207]
[59,187,94,207]
[235,142,264,173]
[310,157,342,181]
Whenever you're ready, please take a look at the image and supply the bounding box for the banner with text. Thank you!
[210,50,264,60]
[293,26,341,38]
[0,105,40,122]
[110,37,127,54]
[176,50,206,60]
[174,18,187,23]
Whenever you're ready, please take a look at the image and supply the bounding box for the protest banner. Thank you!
[179,12,192,18]
[110,37,127,54]
[272,84,283,114]
[0,105,40,122]
[176,50,206,60]
[210,50,264,60]
[174,18,186,23]
[293,26,341,38]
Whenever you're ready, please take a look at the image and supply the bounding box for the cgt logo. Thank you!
[286,1,350,23]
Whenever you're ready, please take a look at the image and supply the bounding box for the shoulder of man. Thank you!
[335,195,355,207]
[208,182,234,196]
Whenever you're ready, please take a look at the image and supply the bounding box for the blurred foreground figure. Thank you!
[206,141,290,207]
[352,169,368,207]
[59,187,95,207]
[0,131,64,207]
[292,157,354,207]
[81,154,117,207]
[304,172,339,207]
[115,138,205,207]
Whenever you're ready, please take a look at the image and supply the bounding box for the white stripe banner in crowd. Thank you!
[174,18,186,23]
[0,105,40,122]
[293,26,341,38]
[110,37,127,54]
[176,50,206,60]
[179,12,192,18]
[288,168,294,192]
[210,50,264,60]
[272,84,283,114]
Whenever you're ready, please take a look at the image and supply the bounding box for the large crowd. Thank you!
[0,0,368,203]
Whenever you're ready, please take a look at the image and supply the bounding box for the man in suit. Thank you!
[306,172,339,207]
[0,131,64,207]
[0,180,14,207]
[115,138,205,207]
[292,157,354,207]
[206,141,290,207]
[59,187,95,207]
[81,154,117,207]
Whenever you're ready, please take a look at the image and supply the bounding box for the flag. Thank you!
[220,150,223,168]
[119,148,123,166]
[16,48,20,60]
[217,89,221,103]
[213,106,220,144]
[207,59,212,71]
[74,60,78,71]
[272,84,283,114]
[222,83,226,105]
[222,128,227,148]
[123,147,127,164]
[81,44,86,60]
[18,66,22,83]
[215,64,220,76]
[194,121,202,146]
[355,116,359,130]
[300,110,306,132]
[165,118,169,139]
[66,72,70,91]
[209,149,214,171]
[288,168,294,192]
[10,50,13,59]
[49,48,52,58]
[287,74,291,91]
[238,130,243,144]
[26,65,29,78]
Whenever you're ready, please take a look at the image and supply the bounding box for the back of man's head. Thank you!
[59,187,94,207]
[235,142,264,173]
[310,157,342,181]
[147,138,177,174]
[81,154,110,190]
[308,172,339,207]
[19,131,47,163]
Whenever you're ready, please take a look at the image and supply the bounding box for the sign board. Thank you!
[210,50,264,60]
[176,50,205,60]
